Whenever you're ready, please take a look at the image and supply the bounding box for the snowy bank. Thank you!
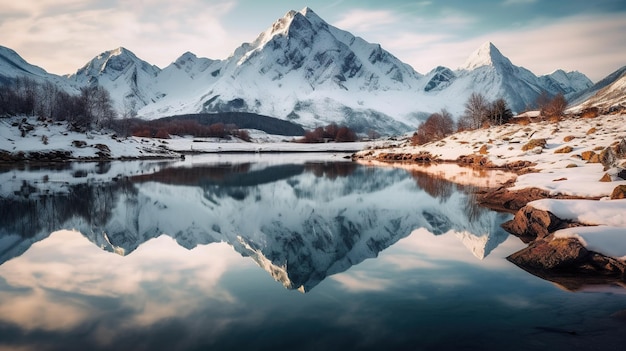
[529,198,626,260]
[355,113,626,199]
[0,116,179,161]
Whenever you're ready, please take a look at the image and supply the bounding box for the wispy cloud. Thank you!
[0,0,236,74]
[331,271,392,293]
[502,0,538,5]
[333,9,397,32]
[368,11,624,81]
[0,230,243,332]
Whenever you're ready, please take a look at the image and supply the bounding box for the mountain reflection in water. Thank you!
[3,155,626,351]
[0,156,509,292]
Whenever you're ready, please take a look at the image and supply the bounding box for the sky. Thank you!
[1,0,625,82]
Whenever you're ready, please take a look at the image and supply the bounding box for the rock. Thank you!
[613,138,626,158]
[599,147,617,170]
[588,153,601,164]
[72,140,87,148]
[563,135,575,142]
[554,146,573,154]
[479,144,489,155]
[586,127,597,135]
[610,185,626,199]
[581,150,596,161]
[504,160,536,172]
[456,154,494,167]
[618,169,626,180]
[501,205,566,239]
[477,187,593,213]
[508,236,626,289]
[600,173,612,182]
[522,138,547,152]
[507,237,588,270]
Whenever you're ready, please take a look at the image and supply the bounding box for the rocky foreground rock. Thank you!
[502,199,626,291]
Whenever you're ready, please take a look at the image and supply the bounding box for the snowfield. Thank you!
[0,116,179,160]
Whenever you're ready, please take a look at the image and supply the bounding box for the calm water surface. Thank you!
[0,154,625,351]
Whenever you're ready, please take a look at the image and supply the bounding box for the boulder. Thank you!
[610,185,626,199]
[507,237,626,290]
[479,144,489,155]
[507,237,588,270]
[599,147,617,170]
[501,205,566,239]
[521,138,547,152]
[554,146,573,154]
[613,138,626,158]
[581,150,596,161]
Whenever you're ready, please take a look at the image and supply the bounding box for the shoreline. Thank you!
[352,143,626,289]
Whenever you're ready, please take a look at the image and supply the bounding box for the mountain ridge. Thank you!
[0,6,617,134]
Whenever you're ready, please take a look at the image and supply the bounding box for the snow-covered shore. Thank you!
[0,116,393,161]
[0,116,180,160]
[354,113,626,270]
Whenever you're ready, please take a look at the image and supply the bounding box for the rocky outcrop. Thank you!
[507,236,626,290]
[372,151,436,162]
[501,205,568,240]
[503,202,626,288]
[507,237,589,270]
[476,187,592,212]
[456,154,495,167]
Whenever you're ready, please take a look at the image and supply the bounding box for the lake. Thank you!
[0,154,625,351]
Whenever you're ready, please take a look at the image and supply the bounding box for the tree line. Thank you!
[298,123,358,143]
[412,91,568,145]
[0,77,116,131]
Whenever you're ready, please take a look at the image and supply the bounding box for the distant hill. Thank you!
[159,112,306,136]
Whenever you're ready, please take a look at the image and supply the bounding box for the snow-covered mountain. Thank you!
[569,65,626,111]
[66,47,164,115]
[0,159,510,292]
[448,42,592,113]
[136,11,592,131]
[0,6,603,134]
[0,46,74,90]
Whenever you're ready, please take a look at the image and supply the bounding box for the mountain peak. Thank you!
[460,41,512,70]
[70,46,159,82]
[299,7,323,23]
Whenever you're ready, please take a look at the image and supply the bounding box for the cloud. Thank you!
[0,230,244,332]
[0,0,237,74]
[331,271,392,292]
[333,9,397,32]
[463,13,626,81]
[502,0,538,5]
[374,12,625,81]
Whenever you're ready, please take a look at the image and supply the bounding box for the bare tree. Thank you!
[459,92,488,131]
[541,92,567,118]
[488,98,513,126]
[412,109,455,145]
